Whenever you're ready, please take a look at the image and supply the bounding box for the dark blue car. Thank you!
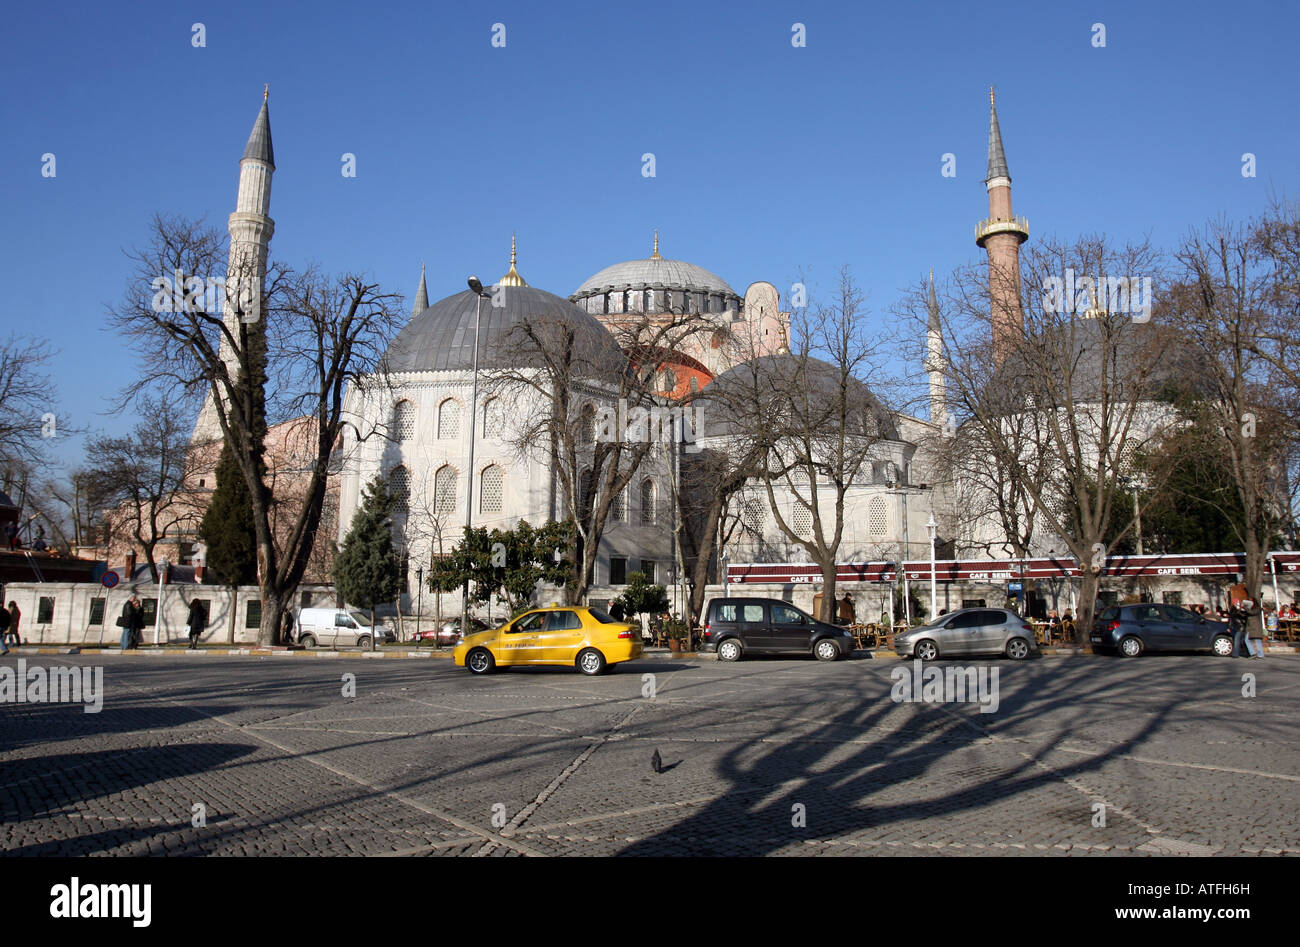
[1091,604,1235,657]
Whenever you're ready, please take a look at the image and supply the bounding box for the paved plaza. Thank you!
[1,652,1296,856]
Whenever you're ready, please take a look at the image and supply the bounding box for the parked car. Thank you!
[296,608,395,648]
[893,607,1037,660]
[698,597,855,662]
[454,606,641,675]
[1090,603,1235,657]
[411,618,488,646]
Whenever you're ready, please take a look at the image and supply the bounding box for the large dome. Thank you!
[701,355,900,441]
[383,284,622,374]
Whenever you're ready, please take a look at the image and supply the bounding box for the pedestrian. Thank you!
[1045,610,1061,646]
[838,593,856,626]
[119,594,145,650]
[0,606,10,656]
[1246,602,1268,659]
[280,610,294,646]
[608,600,625,622]
[3,601,19,646]
[1229,599,1251,657]
[185,598,206,650]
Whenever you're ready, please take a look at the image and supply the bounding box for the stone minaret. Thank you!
[925,269,947,427]
[974,87,1028,363]
[193,87,276,443]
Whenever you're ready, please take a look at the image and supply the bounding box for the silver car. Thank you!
[894,608,1038,660]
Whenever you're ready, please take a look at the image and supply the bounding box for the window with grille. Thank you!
[792,506,812,536]
[245,600,261,629]
[393,400,416,441]
[389,465,410,519]
[438,398,461,439]
[869,496,887,536]
[610,557,627,585]
[89,598,105,626]
[640,480,656,526]
[37,596,55,623]
[609,486,625,522]
[578,404,595,447]
[480,465,503,515]
[435,465,458,513]
[743,499,765,535]
[483,397,504,438]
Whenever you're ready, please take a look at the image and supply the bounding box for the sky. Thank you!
[3,0,1299,473]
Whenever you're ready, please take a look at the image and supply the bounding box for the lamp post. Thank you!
[927,513,937,621]
[1123,473,1148,556]
[155,557,169,646]
[462,276,492,639]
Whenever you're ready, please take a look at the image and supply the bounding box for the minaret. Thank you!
[925,269,947,426]
[194,87,277,442]
[412,261,429,316]
[975,87,1028,362]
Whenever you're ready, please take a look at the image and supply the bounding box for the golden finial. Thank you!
[264,83,269,101]
[499,233,527,287]
[651,229,661,260]
[989,85,995,107]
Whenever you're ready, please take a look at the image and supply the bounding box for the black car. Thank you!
[699,597,855,662]
[1091,603,1235,657]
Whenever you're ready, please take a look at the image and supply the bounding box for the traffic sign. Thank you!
[101,571,119,589]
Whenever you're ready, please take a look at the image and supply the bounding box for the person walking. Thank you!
[3,601,18,646]
[608,600,625,622]
[185,598,206,650]
[838,593,856,626]
[1230,599,1251,657]
[120,594,145,650]
[1246,602,1268,659]
[0,606,10,656]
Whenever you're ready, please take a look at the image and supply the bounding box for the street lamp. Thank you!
[462,276,492,639]
[927,513,937,621]
[1122,473,1148,556]
[155,557,169,646]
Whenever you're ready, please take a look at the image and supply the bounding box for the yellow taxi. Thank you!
[453,606,641,675]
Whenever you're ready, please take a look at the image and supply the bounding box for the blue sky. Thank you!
[3,0,1298,470]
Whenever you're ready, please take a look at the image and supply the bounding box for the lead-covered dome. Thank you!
[571,236,742,315]
[383,284,623,374]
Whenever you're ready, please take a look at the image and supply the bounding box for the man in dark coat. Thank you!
[186,598,207,650]
[121,595,145,650]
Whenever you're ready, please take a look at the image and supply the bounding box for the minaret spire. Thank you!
[975,88,1028,363]
[412,261,429,315]
[925,269,947,427]
[651,229,661,259]
[193,90,277,443]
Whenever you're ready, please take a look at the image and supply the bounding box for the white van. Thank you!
[296,608,395,648]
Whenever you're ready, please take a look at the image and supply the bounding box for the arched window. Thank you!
[389,465,410,519]
[621,291,631,313]
[640,479,656,526]
[438,398,461,439]
[435,465,458,513]
[577,403,595,447]
[660,368,677,392]
[643,289,653,312]
[393,400,416,441]
[609,485,625,522]
[792,505,812,537]
[869,496,887,536]
[743,499,765,536]
[483,397,504,438]
[689,376,699,394]
[480,465,504,515]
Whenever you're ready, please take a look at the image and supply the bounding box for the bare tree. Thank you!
[109,216,401,644]
[1165,215,1297,602]
[0,336,60,472]
[711,267,893,622]
[914,234,1175,635]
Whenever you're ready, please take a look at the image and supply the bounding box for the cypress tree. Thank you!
[334,475,401,642]
[198,442,260,587]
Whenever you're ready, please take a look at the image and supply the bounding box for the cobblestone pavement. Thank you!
[1,653,1296,856]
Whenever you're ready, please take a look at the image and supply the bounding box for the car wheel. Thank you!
[717,639,742,662]
[577,648,606,676]
[356,635,371,649]
[1005,637,1030,660]
[915,639,939,661]
[1119,635,1144,657]
[814,639,840,662]
[300,634,316,649]
[466,648,495,674]
[1212,635,1234,657]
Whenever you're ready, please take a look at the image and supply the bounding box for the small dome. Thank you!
[702,355,900,442]
[384,284,622,374]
